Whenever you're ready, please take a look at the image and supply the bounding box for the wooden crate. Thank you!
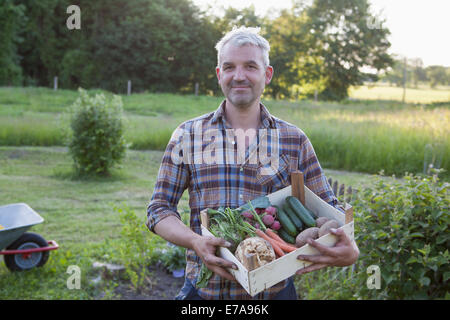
[200,171,354,297]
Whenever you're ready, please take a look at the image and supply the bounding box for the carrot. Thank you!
[265,228,298,252]
[255,229,285,257]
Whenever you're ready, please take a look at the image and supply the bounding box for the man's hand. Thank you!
[192,236,238,282]
[296,228,359,275]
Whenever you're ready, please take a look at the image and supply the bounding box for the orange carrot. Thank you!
[265,228,298,252]
[255,229,285,257]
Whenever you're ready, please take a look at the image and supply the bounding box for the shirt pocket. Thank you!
[256,154,291,191]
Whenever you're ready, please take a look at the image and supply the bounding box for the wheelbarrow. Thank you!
[0,203,59,271]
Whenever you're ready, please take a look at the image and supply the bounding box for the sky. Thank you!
[192,0,450,67]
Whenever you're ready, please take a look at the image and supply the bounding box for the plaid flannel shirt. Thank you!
[146,100,341,300]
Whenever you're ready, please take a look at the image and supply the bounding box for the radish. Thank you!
[241,211,253,220]
[262,214,275,227]
[271,220,281,231]
[265,206,277,216]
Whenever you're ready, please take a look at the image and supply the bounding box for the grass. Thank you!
[0,146,384,299]
[349,84,450,104]
[0,146,188,299]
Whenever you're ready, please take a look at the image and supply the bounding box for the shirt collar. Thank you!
[211,100,275,129]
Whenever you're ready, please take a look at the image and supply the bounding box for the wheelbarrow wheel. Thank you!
[4,232,49,271]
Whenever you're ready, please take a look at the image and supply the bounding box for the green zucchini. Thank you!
[275,205,298,237]
[278,228,296,244]
[282,203,303,231]
[285,196,316,228]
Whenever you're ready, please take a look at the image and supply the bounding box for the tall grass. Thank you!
[0,87,448,178]
[349,84,450,104]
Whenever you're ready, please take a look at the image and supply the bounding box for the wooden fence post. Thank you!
[127,80,132,96]
[54,76,58,91]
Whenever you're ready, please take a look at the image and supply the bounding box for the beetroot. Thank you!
[262,214,275,227]
[271,220,281,231]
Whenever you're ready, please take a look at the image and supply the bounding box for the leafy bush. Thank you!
[115,205,164,292]
[352,172,449,299]
[156,242,186,273]
[68,88,127,177]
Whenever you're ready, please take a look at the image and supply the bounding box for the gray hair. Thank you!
[215,26,270,68]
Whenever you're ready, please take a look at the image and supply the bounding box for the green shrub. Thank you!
[156,243,186,273]
[115,205,164,292]
[68,88,127,176]
[352,172,449,299]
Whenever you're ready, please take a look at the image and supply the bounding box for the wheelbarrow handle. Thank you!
[0,240,59,255]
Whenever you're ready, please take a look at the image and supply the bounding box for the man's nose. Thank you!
[233,66,246,81]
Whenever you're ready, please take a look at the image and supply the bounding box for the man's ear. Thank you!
[265,66,274,85]
[216,67,221,82]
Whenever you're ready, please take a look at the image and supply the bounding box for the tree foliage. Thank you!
[1,0,402,100]
[0,0,26,86]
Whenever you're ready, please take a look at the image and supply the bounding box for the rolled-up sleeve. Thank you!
[146,125,189,233]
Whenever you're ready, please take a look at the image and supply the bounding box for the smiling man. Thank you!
[146,27,359,300]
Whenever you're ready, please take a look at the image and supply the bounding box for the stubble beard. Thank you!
[225,84,260,110]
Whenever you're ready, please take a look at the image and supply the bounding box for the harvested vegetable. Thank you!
[262,214,275,227]
[265,229,297,252]
[239,195,271,212]
[264,206,277,216]
[241,211,253,220]
[285,196,316,228]
[235,237,276,270]
[318,219,339,237]
[197,206,257,288]
[316,217,330,228]
[247,202,267,232]
[271,220,281,231]
[295,227,319,248]
[255,229,285,258]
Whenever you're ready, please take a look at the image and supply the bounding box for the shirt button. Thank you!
[240,167,244,172]
[239,194,243,199]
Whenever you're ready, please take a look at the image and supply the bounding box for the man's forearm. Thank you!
[153,215,202,250]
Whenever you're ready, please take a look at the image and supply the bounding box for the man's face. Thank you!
[216,43,273,109]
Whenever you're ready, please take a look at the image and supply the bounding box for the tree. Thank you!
[264,8,327,99]
[426,65,448,88]
[303,0,394,100]
[0,0,26,85]
[410,58,427,87]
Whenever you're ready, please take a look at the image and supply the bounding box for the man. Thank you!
[146,27,359,300]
